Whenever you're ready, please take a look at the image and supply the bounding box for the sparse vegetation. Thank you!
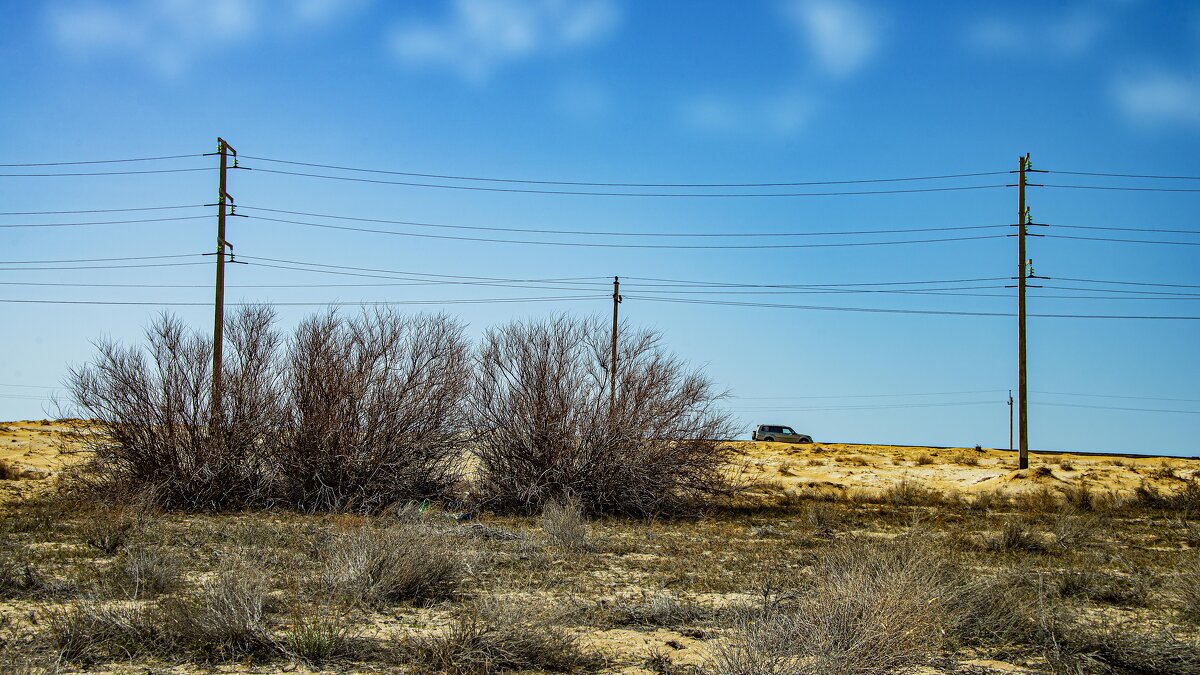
[541,496,590,554]
[321,523,464,606]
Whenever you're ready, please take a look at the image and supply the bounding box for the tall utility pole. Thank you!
[211,137,237,427]
[610,276,622,418]
[1017,153,1030,469]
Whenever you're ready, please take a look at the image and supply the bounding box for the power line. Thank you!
[1045,169,1200,181]
[249,214,1008,249]
[0,262,211,272]
[0,215,211,229]
[244,166,1012,198]
[0,168,215,178]
[242,154,1012,187]
[0,254,205,265]
[239,256,608,284]
[1035,401,1200,414]
[240,205,1006,238]
[1046,234,1200,246]
[623,275,1012,288]
[626,294,1200,320]
[0,295,609,307]
[728,401,999,412]
[0,153,207,167]
[0,204,208,216]
[1032,390,1200,403]
[1052,224,1200,234]
[1040,183,1200,193]
[1051,277,1200,289]
[732,389,1006,400]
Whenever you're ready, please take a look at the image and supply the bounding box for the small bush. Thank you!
[541,498,590,554]
[405,596,591,673]
[984,517,1047,553]
[609,591,713,628]
[283,595,357,664]
[469,314,738,516]
[709,538,962,674]
[1174,555,1200,623]
[45,598,162,665]
[82,516,137,556]
[1051,510,1098,550]
[914,453,935,466]
[0,459,18,480]
[159,563,274,659]
[108,544,182,598]
[0,543,47,598]
[322,524,463,606]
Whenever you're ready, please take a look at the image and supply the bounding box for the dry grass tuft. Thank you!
[541,497,590,554]
[321,523,464,606]
[157,563,274,660]
[608,591,714,628]
[404,596,592,673]
[914,453,935,466]
[282,594,358,665]
[0,458,18,480]
[709,538,964,675]
[107,544,182,598]
[984,516,1048,553]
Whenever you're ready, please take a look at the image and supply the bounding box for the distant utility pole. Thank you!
[1017,153,1030,469]
[610,276,622,418]
[211,137,237,428]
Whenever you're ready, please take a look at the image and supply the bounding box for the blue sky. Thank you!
[1,0,1198,455]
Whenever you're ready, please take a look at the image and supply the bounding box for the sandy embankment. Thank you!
[1,421,1197,506]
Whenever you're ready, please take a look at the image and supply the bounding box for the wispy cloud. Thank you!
[966,7,1106,59]
[782,0,884,78]
[46,0,365,76]
[680,92,816,138]
[1112,70,1200,129]
[390,0,619,83]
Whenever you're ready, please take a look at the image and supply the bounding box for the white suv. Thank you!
[752,424,813,443]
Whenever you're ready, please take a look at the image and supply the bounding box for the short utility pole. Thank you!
[1017,153,1030,469]
[211,137,237,428]
[610,276,622,418]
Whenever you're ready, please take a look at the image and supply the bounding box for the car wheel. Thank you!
[763,436,775,442]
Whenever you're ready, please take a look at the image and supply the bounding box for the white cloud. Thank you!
[47,0,364,76]
[1113,70,1200,128]
[782,0,883,78]
[390,0,619,83]
[967,7,1106,59]
[681,93,816,138]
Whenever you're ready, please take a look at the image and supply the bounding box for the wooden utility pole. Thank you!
[1017,153,1030,469]
[610,276,621,418]
[211,137,236,427]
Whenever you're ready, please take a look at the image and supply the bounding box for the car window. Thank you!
[769,426,781,433]
[781,427,795,435]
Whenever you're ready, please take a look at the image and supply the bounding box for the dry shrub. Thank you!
[879,477,947,506]
[45,597,162,665]
[1133,478,1200,512]
[984,516,1048,553]
[283,594,358,664]
[107,544,182,598]
[609,591,714,628]
[405,596,591,673]
[65,308,282,510]
[321,523,463,606]
[708,538,964,675]
[956,452,980,467]
[1009,486,1062,513]
[275,310,470,513]
[469,315,737,516]
[0,542,47,598]
[914,453,935,466]
[158,563,274,659]
[1174,554,1200,623]
[0,459,18,480]
[1051,509,1099,550]
[541,497,590,554]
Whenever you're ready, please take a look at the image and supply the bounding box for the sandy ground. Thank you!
[728,440,1200,502]
[2,420,1198,507]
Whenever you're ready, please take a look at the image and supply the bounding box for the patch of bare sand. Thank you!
[0,420,88,505]
[729,440,1199,502]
